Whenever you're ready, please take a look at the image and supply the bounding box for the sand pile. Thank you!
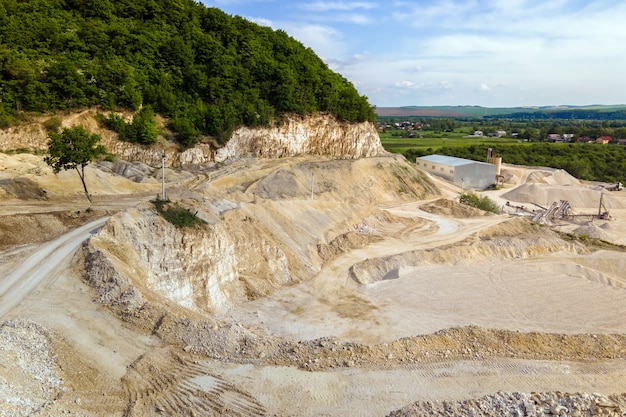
[572,222,616,241]
[500,167,625,210]
[502,183,618,209]
[526,168,581,186]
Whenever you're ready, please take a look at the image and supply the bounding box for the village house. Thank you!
[546,134,566,142]
[546,133,573,142]
[596,136,612,145]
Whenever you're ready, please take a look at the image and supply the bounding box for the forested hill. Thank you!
[0,0,375,145]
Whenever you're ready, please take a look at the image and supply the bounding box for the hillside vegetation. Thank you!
[0,0,375,146]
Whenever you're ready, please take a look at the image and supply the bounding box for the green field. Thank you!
[379,131,523,154]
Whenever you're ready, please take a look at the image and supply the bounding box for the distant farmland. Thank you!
[376,105,626,119]
[375,106,537,118]
[376,107,469,117]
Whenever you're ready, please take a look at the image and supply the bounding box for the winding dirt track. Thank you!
[0,217,108,319]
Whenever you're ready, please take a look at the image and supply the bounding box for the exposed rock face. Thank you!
[349,233,589,284]
[85,207,300,314]
[0,111,384,167]
[215,114,384,162]
[0,123,48,152]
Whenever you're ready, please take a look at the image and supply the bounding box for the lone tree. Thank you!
[45,126,106,202]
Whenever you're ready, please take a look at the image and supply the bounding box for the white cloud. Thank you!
[207,0,626,106]
[209,0,275,5]
[395,80,417,88]
[300,1,378,12]
[248,17,273,27]
[344,14,373,24]
[386,0,626,104]
[285,24,347,59]
[392,80,453,91]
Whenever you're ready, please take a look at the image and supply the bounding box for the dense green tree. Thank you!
[45,126,106,202]
[0,0,375,147]
[460,192,500,214]
[130,106,159,144]
[101,106,158,144]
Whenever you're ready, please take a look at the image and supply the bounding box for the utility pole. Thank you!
[161,150,166,200]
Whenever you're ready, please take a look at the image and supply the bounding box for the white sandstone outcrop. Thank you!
[86,207,296,313]
[215,114,384,162]
[0,110,384,167]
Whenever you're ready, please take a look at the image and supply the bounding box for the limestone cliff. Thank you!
[214,114,384,162]
[85,206,300,314]
[0,111,384,167]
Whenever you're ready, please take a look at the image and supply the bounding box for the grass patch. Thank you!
[557,231,626,252]
[151,199,206,228]
[379,130,523,155]
[459,192,500,214]
[43,116,62,133]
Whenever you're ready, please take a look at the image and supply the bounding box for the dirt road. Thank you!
[0,217,108,318]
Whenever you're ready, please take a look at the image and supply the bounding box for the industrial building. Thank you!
[416,154,497,190]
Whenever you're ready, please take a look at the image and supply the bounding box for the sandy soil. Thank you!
[2,152,626,416]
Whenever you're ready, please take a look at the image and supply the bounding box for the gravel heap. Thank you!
[388,391,626,417]
[0,320,64,417]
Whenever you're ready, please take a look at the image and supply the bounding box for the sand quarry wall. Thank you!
[83,157,436,314]
[0,110,384,167]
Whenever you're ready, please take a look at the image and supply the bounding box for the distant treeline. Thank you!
[0,0,375,146]
[486,110,626,121]
[378,105,626,120]
[380,117,626,141]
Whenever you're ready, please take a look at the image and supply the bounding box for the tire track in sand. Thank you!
[124,350,266,416]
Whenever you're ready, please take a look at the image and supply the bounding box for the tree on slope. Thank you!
[45,126,106,202]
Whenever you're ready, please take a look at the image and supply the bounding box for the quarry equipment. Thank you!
[605,182,623,191]
[532,200,572,224]
[530,193,611,224]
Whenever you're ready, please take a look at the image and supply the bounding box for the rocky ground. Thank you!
[2,146,626,416]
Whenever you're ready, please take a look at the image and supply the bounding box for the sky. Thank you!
[198,0,626,108]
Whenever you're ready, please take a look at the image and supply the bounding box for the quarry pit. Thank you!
[2,118,626,415]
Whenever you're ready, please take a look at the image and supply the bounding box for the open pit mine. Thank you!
[2,112,626,416]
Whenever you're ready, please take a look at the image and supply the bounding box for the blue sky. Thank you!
[198,1,626,108]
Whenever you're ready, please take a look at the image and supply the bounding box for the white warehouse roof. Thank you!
[417,154,497,189]
[417,154,490,167]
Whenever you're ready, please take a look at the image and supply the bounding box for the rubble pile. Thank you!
[389,391,626,417]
